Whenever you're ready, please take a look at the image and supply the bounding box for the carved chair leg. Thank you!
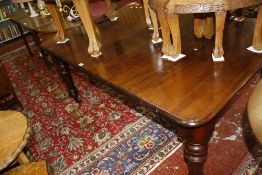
[46,4,66,42]
[167,13,181,58]
[213,11,226,58]
[148,6,159,42]
[194,17,204,38]
[204,17,214,39]
[178,120,216,175]
[253,5,262,51]
[143,0,152,28]
[16,152,30,165]
[104,0,118,21]
[158,11,171,56]
[72,0,101,57]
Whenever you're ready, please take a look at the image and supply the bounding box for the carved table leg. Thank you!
[148,6,159,42]
[253,5,262,51]
[178,120,216,175]
[143,0,153,28]
[213,11,226,58]
[167,13,181,58]
[54,59,81,103]
[72,0,101,57]
[46,4,68,43]
[104,0,118,21]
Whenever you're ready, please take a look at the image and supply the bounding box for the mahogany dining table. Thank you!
[10,2,262,175]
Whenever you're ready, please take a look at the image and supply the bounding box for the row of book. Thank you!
[0,24,28,43]
[0,3,20,22]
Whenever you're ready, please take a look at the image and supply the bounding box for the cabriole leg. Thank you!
[253,5,262,51]
[213,11,226,59]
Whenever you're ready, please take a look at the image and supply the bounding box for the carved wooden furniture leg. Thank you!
[178,120,216,175]
[213,11,226,58]
[16,152,30,164]
[158,11,171,56]
[16,22,33,57]
[253,5,262,51]
[204,17,214,39]
[104,0,118,21]
[148,6,159,42]
[193,14,204,38]
[54,59,81,103]
[46,4,67,43]
[72,0,101,57]
[167,13,181,58]
[194,14,214,39]
[143,0,153,28]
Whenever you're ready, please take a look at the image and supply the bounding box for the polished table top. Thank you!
[40,3,262,127]
[9,9,80,33]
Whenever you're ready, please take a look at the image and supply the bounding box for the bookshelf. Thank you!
[0,0,29,46]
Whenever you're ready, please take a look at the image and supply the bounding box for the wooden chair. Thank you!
[248,79,262,145]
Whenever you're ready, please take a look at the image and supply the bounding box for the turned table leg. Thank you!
[253,5,262,51]
[72,0,101,57]
[178,120,216,175]
[54,59,81,103]
[213,11,226,58]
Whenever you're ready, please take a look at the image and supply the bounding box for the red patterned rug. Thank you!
[0,47,182,174]
[1,45,262,175]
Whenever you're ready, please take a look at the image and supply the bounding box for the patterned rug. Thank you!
[0,47,182,175]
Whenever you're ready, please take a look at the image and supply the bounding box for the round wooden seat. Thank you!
[0,110,31,170]
[248,80,262,144]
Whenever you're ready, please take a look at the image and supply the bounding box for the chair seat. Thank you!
[168,0,262,14]
[248,80,262,144]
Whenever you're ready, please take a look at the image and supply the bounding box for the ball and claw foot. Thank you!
[213,47,225,61]
[161,43,170,56]
[88,41,102,57]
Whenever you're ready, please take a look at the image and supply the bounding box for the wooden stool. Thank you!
[149,0,262,61]
[0,110,30,170]
[3,160,50,175]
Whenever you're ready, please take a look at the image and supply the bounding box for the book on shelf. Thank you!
[0,3,19,22]
[0,3,27,43]
[0,23,28,42]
